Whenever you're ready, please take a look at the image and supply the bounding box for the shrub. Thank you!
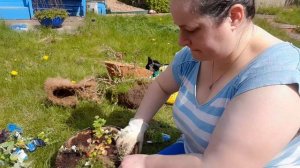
[146,0,169,13]
[34,8,69,21]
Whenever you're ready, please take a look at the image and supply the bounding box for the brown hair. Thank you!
[190,0,255,24]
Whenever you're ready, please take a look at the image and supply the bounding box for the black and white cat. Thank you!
[145,57,168,77]
[145,57,163,72]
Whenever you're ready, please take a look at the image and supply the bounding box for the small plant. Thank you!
[56,116,120,167]
[89,116,118,159]
[92,116,106,138]
[35,8,68,21]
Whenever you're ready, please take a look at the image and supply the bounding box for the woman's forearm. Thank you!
[146,154,204,168]
[134,79,171,123]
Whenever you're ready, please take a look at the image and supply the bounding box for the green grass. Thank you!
[0,12,300,167]
[275,7,300,25]
[254,17,300,47]
[257,6,300,26]
[0,13,180,167]
[257,6,281,15]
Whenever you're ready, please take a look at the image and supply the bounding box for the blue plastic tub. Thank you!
[39,17,65,28]
[97,2,106,15]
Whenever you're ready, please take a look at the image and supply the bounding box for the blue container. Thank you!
[39,17,65,28]
[10,24,28,31]
[97,2,106,15]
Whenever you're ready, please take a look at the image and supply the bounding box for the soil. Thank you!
[55,127,120,168]
[118,80,151,109]
[44,77,100,107]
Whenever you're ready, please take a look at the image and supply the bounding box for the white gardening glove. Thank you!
[116,118,149,156]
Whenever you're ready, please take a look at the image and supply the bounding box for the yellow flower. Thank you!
[71,80,76,84]
[42,55,49,61]
[10,70,18,76]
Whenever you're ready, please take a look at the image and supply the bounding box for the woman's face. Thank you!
[171,0,237,61]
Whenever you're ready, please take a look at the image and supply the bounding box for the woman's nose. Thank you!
[178,30,190,46]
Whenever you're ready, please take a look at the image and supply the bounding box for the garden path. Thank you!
[4,16,84,34]
[4,0,146,33]
[106,0,146,12]
[256,14,300,41]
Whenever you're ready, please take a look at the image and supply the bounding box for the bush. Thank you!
[34,8,69,20]
[119,0,170,13]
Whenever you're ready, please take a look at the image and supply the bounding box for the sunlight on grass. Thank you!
[0,13,180,167]
[0,11,299,167]
[256,6,300,26]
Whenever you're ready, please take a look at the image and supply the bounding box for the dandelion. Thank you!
[71,81,76,84]
[10,70,18,76]
[42,55,49,61]
[151,38,156,41]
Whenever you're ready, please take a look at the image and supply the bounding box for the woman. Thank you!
[117,0,300,167]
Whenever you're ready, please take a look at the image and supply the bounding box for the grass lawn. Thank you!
[0,12,299,167]
[257,6,300,26]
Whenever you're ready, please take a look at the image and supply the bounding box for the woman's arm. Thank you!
[134,65,180,123]
[121,84,300,168]
[121,153,204,168]
[204,84,300,168]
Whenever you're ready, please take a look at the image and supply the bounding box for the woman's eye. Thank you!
[185,27,200,33]
[184,29,193,32]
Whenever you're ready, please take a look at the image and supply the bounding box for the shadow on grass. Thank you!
[50,101,180,167]
[65,102,105,130]
[65,102,135,130]
[143,119,181,154]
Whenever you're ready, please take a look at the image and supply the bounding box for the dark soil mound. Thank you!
[118,80,150,109]
[55,127,119,168]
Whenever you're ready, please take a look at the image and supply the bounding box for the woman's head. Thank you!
[170,0,255,61]
[190,0,255,24]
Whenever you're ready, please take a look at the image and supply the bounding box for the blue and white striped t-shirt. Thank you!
[171,42,300,167]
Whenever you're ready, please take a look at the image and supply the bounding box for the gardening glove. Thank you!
[116,118,149,156]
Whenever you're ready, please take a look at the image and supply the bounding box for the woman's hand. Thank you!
[119,154,148,168]
[116,119,148,156]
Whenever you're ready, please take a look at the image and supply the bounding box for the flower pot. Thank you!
[55,126,138,168]
[39,17,65,28]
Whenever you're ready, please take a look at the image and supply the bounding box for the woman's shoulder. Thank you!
[244,42,300,74]
[233,42,300,97]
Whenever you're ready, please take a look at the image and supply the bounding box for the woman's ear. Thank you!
[228,4,245,30]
